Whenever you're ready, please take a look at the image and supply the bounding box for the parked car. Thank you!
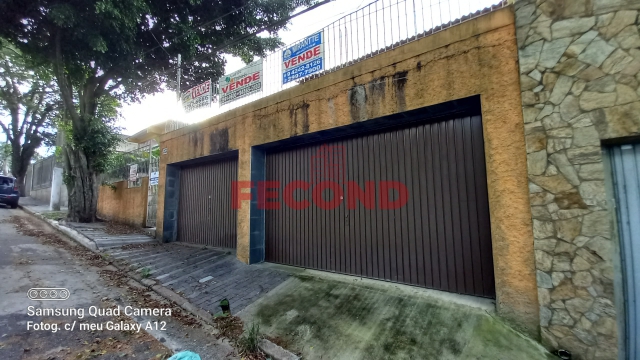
[0,175,20,208]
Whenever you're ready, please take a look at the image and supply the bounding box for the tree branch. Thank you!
[53,31,80,125]
[0,121,12,142]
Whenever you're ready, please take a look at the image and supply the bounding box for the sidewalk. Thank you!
[19,196,157,250]
[18,195,67,214]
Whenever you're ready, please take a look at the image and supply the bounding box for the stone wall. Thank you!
[515,0,640,358]
[159,8,542,335]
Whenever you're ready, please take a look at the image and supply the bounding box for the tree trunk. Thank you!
[16,174,26,197]
[10,143,33,197]
[64,145,99,222]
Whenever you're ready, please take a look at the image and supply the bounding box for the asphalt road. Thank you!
[0,206,236,360]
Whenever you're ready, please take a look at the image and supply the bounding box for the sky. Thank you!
[118,0,500,136]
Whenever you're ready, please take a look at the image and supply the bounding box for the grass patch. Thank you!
[40,211,67,221]
[141,267,152,278]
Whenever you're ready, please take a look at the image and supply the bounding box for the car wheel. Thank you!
[10,202,18,209]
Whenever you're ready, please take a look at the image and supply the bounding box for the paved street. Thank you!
[0,206,236,359]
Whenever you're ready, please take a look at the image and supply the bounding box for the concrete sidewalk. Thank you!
[17,195,67,214]
[19,196,157,250]
[104,244,290,315]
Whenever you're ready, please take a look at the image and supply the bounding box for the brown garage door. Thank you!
[178,158,237,248]
[265,115,495,298]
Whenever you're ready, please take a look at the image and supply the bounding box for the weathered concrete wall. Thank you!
[97,178,148,227]
[514,0,640,358]
[158,7,540,335]
[30,182,69,208]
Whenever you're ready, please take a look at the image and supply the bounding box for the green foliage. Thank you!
[0,41,60,179]
[237,323,261,354]
[141,267,151,278]
[58,94,122,174]
[101,180,117,192]
[0,0,319,100]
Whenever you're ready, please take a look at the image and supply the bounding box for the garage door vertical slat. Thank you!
[362,136,371,277]
[449,119,465,293]
[471,115,495,298]
[404,127,419,285]
[395,130,409,283]
[463,117,483,295]
[337,138,344,274]
[421,124,438,289]
[411,126,425,287]
[456,117,474,293]
[286,149,293,266]
[430,123,446,291]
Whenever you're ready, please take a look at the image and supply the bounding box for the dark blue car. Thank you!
[0,175,20,208]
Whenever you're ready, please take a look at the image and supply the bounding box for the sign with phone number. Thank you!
[282,32,324,84]
[283,58,324,84]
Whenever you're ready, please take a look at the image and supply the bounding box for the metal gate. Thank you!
[610,143,640,359]
[177,158,238,248]
[265,115,495,298]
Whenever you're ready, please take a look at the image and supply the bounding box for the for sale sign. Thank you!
[181,80,213,113]
[129,164,138,182]
[282,32,324,84]
[219,60,263,106]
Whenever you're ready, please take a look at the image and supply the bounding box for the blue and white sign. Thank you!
[149,171,159,186]
[282,32,324,84]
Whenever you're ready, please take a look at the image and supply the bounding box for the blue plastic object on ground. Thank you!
[167,351,201,360]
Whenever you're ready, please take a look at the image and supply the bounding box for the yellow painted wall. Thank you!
[97,178,148,227]
[157,7,539,335]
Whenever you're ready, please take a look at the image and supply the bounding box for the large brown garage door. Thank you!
[265,115,495,298]
[178,158,237,248]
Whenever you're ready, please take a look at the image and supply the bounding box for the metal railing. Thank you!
[168,0,507,131]
[103,145,153,184]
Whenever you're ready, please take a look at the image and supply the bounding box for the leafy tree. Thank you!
[0,0,319,222]
[0,44,59,195]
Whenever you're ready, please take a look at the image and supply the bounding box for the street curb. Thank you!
[22,207,297,360]
[259,339,300,360]
[19,205,99,252]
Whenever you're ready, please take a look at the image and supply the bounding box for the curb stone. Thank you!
[21,206,298,360]
[259,339,300,360]
[18,205,99,252]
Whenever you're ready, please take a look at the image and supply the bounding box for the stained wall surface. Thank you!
[97,178,148,228]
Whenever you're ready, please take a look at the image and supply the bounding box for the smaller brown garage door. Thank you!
[177,158,237,248]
